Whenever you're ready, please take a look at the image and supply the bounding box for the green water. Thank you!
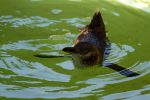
[0,0,150,99]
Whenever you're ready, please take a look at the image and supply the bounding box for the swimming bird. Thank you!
[62,11,139,77]
[35,11,139,77]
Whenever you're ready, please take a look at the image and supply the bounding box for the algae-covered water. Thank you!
[0,0,150,100]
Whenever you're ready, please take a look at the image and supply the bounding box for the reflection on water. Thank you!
[101,84,150,100]
[0,16,59,28]
[62,18,87,27]
[0,35,149,99]
[0,16,88,28]
[106,43,135,63]
[117,0,150,13]
[0,0,149,99]
[0,56,70,82]
[56,60,75,70]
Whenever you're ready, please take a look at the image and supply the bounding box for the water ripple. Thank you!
[0,35,149,99]
[0,15,88,28]
[0,56,70,82]
[0,16,59,28]
[101,84,150,100]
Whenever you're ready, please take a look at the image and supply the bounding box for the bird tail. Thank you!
[88,10,106,38]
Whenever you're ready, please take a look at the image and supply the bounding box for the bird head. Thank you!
[63,42,98,57]
[62,42,101,67]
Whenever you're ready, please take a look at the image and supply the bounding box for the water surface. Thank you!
[0,0,150,99]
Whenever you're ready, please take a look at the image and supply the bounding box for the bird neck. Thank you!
[71,51,102,67]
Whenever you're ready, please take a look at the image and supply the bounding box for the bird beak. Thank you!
[62,47,77,53]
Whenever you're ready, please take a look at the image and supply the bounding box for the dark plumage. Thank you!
[34,11,139,77]
[63,11,139,77]
[63,11,107,67]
